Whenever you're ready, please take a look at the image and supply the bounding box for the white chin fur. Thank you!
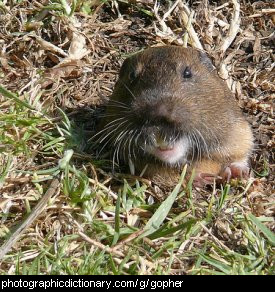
[146,137,189,165]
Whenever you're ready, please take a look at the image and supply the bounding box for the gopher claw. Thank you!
[193,173,221,188]
[222,162,250,182]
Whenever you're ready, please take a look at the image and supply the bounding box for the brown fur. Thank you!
[98,46,253,186]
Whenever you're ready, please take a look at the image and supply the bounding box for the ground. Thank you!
[0,0,274,275]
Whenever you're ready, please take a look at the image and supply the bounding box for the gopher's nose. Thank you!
[155,103,169,118]
[153,102,179,125]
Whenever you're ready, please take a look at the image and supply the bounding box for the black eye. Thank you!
[129,70,137,82]
[183,66,192,78]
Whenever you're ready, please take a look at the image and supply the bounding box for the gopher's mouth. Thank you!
[145,137,190,165]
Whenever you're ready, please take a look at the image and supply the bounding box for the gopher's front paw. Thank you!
[193,173,221,188]
[222,161,250,182]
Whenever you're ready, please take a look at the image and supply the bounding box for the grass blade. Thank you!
[198,253,230,274]
[111,190,121,246]
[139,165,187,238]
[247,213,275,246]
[0,85,34,110]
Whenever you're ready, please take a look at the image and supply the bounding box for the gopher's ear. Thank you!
[119,57,131,78]
[198,50,215,72]
[119,52,140,79]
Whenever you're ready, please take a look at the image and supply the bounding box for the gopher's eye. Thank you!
[129,70,137,81]
[183,66,192,78]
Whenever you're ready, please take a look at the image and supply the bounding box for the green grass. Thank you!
[0,0,274,275]
[0,84,273,274]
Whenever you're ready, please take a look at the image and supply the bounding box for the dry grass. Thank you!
[0,0,274,275]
